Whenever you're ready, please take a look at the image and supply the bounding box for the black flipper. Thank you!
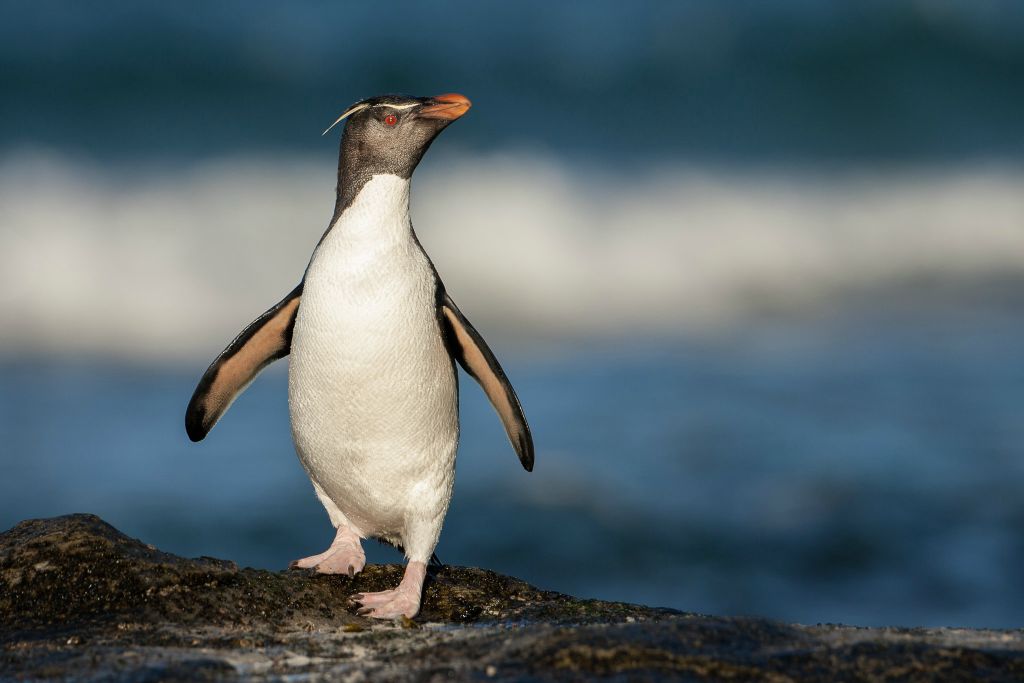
[185,283,303,441]
[439,292,535,471]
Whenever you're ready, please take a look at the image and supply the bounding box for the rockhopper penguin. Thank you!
[185,93,534,619]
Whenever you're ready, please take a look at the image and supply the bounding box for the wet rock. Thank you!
[2,514,1022,681]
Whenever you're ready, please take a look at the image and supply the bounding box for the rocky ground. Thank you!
[1,514,1022,681]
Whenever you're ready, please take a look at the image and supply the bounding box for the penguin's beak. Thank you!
[418,93,472,120]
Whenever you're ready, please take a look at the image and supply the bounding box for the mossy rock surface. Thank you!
[2,514,1023,681]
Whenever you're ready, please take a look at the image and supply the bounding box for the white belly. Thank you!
[287,175,458,555]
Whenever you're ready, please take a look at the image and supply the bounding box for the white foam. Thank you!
[1,150,1022,359]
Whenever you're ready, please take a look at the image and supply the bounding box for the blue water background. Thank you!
[1,0,1023,629]
[3,310,1022,628]
[3,1,1024,164]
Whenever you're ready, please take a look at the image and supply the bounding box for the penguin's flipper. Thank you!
[185,283,303,442]
[440,293,534,471]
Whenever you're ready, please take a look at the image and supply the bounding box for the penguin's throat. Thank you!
[333,174,413,243]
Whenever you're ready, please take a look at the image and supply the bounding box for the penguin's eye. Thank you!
[384,114,398,126]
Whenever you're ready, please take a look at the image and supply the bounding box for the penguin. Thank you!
[184,93,533,619]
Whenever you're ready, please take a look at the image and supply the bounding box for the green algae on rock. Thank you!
[0,514,665,630]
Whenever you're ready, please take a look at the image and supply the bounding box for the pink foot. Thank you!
[353,561,426,619]
[290,548,333,569]
[290,525,365,576]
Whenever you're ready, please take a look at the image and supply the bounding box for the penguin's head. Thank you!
[325,93,471,181]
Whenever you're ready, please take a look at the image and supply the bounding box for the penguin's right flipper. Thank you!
[185,283,303,441]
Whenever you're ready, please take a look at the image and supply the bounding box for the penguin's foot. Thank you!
[289,525,365,576]
[312,546,366,576]
[352,560,426,619]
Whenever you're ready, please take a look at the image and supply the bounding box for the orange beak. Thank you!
[419,93,472,120]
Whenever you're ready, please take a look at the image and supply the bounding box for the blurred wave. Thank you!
[1,151,1022,359]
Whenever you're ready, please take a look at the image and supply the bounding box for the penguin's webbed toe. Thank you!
[313,548,366,576]
[352,588,420,619]
[290,525,365,574]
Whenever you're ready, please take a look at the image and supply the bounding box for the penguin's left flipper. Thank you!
[440,293,535,472]
[185,283,303,442]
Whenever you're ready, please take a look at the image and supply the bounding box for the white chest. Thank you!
[295,175,436,357]
[286,175,459,538]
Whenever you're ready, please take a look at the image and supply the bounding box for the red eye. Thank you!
[384,114,398,126]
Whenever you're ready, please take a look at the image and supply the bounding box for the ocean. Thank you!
[1,0,1023,629]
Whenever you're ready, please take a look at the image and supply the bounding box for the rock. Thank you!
[1,514,1022,681]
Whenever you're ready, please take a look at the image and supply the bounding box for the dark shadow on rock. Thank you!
[2,514,1022,681]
